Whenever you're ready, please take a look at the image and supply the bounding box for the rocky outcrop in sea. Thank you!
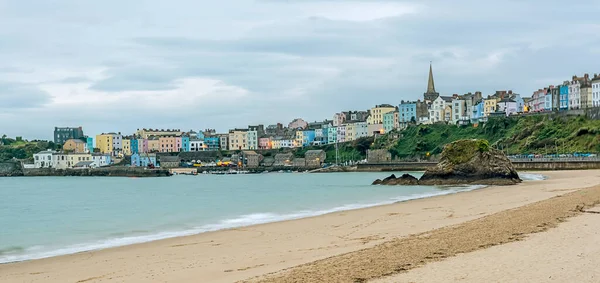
[373,139,521,186]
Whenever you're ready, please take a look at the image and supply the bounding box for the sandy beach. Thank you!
[2,170,600,283]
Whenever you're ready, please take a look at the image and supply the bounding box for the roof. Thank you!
[66,139,85,144]
[440,96,454,102]
[35,150,56,155]
[305,150,325,154]
[500,98,516,103]
[243,151,258,155]
[74,161,94,167]
[159,156,181,162]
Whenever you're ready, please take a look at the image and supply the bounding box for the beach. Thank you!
[2,170,600,283]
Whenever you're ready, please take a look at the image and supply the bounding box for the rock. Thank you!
[374,173,420,185]
[418,139,521,186]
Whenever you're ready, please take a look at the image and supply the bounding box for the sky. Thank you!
[1,0,599,140]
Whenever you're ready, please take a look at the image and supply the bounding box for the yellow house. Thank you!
[147,139,160,152]
[96,134,114,154]
[345,123,356,142]
[484,98,499,116]
[67,153,92,167]
[63,139,87,153]
[368,104,396,124]
[295,131,304,147]
[122,139,131,155]
[228,130,248,150]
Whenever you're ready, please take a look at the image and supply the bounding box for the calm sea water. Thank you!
[0,172,544,263]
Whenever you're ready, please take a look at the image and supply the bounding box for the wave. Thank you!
[0,184,486,264]
[519,173,547,181]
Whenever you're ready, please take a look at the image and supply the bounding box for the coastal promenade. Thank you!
[2,170,600,282]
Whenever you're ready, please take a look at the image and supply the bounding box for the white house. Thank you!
[429,96,452,123]
[592,75,600,107]
[189,140,206,152]
[497,98,518,116]
[52,153,70,169]
[91,154,111,168]
[33,150,56,168]
[569,79,581,110]
[451,99,469,124]
[337,125,346,143]
[353,122,368,139]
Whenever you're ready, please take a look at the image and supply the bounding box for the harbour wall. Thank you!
[21,167,172,177]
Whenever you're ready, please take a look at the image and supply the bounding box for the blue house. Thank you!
[205,137,220,151]
[302,130,316,146]
[86,137,94,152]
[181,136,190,152]
[196,132,205,141]
[471,102,484,123]
[398,102,417,123]
[130,139,139,154]
[383,112,395,133]
[131,153,157,167]
[559,85,569,110]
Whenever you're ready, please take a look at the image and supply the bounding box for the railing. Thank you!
[509,157,600,162]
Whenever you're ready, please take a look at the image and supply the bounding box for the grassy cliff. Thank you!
[374,115,600,159]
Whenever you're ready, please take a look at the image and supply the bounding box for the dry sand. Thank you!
[1,170,600,283]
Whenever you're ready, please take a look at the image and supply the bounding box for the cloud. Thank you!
[0,0,599,139]
[0,82,52,109]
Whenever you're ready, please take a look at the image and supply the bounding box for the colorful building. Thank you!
[345,123,356,142]
[367,104,395,125]
[122,139,131,155]
[302,130,316,146]
[205,136,220,151]
[560,84,569,110]
[148,138,160,152]
[228,130,248,150]
[159,136,177,153]
[135,128,183,139]
[247,127,258,150]
[383,111,395,133]
[181,136,190,152]
[131,153,157,167]
[130,139,139,154]
[63,139,87,153]
[399,102,417,124]
[483,98,498,116]
[96,133,114,154]
[259,137,271,149]
[327,127,338,144]
[337,125,346,143]
[137,138,148,153]
[92,154,112,167]
[86,137,94,153]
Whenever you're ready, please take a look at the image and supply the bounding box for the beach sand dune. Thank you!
[1,170,600,283]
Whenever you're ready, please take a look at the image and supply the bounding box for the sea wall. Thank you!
[0,162,24,176]
[512,161,600,171]
[356,162,438,172]
[22,167,172,177]
[356,161,600,171]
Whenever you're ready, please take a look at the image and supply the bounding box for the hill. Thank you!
[372,115,600,160]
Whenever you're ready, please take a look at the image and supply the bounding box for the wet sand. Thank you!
[1,170,599,283]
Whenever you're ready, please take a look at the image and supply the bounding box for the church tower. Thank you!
[423,63,439,102]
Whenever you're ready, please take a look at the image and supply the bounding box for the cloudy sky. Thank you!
[1,0,599,140]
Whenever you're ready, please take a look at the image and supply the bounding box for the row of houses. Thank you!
[57,66,600,156]
[33,150,111,169]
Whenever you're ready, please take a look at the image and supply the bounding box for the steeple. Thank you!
[423,62,439,102]
[427,62,436,93]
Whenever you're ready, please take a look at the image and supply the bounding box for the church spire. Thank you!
[427,62,436,94]
[423,62,439,102]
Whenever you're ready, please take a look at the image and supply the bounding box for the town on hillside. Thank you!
[31,65,600,170]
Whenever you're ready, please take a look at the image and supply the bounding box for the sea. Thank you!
[0,172,545,264]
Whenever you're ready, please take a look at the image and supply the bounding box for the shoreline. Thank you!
[0,181,487,264]
[1,170,598,283]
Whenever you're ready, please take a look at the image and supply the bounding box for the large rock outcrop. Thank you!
[372,139,521,186]
[418,139,521,185]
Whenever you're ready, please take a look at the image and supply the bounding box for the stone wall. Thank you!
[0,162,24,176]
[22,167,171,177]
